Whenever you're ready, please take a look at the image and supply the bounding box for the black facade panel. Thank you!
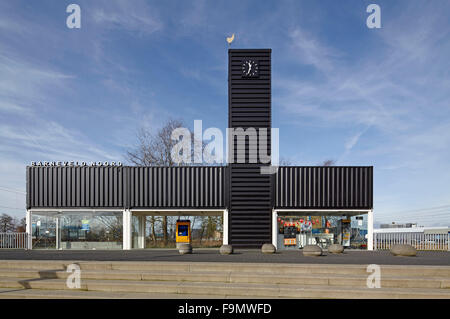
[228,165,272,247]
[27,166,125,209]
[129,166,225,209]
[275,166,373,209]
[27,166,226,209]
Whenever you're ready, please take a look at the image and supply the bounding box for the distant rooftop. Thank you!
[374,226,449,234]
[380,222,417,229]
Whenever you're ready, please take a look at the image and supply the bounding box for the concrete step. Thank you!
[0,260,448,299]
[0,268,448,289]
[1,260,449,277]
[0,288,261,299]
[0,277,449,299]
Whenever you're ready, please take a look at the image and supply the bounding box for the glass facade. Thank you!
[277,214,368,250]
[31,211,123,250]
[131,215,223,249]
[30,210,368,250]
[31,213,57,249]
[60,211,123,250]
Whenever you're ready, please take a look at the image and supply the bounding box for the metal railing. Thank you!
[0,232,29,249]
[374,232,450,251]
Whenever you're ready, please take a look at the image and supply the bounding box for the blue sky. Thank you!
[0,0,449,226]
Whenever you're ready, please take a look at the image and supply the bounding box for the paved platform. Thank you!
[0,249,449,265]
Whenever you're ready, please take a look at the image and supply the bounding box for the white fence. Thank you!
[0,232,29,249]
[374,232,450,251]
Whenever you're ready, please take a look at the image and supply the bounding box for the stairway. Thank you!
[0,260,449,299]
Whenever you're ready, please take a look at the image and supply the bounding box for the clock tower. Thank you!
[228,49,272,248]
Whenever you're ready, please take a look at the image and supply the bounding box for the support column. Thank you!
[272,210,278,249]
[367,209,374,251]
[55,216,60,250]
[138,215,146,249]
[223,210,228,245]
[26,210,32,250]
[123,209,132,250]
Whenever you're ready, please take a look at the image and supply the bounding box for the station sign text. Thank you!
[31,161,123,167]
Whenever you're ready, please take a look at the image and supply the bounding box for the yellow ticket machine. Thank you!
[341,219,351,247]
[176,220,191,246]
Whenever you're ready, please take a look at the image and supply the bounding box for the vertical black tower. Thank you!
[228,49,272,248]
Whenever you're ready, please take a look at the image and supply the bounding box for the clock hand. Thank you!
[247,62,252,75]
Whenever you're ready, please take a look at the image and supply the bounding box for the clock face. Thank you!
[241,59,259,77]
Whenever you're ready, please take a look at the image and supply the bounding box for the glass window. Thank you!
[277,214,368,250]
[31,213,57,249]
[132,215,223,249]
[31,211,123,250]
[59,211,123,250]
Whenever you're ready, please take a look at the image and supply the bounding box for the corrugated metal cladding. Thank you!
[27,165,373,210]
[228,49,272,248]
[27,166,125,208]
[229,165,272,247]
[228,49,271,164]
[275,166,373,209]
[27,166,226,209]
[129,166,225,208]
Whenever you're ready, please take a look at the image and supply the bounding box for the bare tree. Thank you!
[321,159,336,166]
[148,216,161,243]
[127,119,185,166]
[278,157,293,166]
[0,214,19,233]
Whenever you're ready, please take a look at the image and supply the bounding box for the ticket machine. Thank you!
[339,219,352,247]
[283,223,298,247]
[176,220,191,248]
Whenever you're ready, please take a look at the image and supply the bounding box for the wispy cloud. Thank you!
[0,101,28,115]
[345,128,368,152]
[91,0,163,35]
[0,121,119,161]
[0,54,73,100]
[289,28,341,73]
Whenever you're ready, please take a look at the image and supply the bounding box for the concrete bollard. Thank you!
[178,243,192,255]
[390,244,417,256]
[302,245,323,256]
[328,244,344,254]
[219,245,233,255]
[261,243,276,254]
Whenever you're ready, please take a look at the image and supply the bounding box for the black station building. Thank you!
[25,49,373,251]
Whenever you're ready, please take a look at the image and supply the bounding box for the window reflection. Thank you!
[60,212,123,249]
[31,211,123,250]
[277,214,368,250]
